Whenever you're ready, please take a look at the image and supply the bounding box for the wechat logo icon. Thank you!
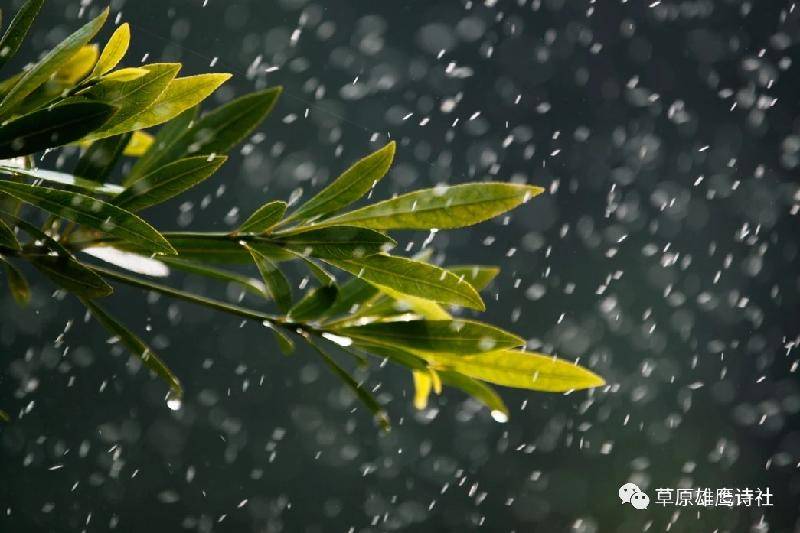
[619,482,650,510]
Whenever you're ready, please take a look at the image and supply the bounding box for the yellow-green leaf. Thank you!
[102,66,148,82]
[0,7,108,120]
[412,370,432,409]
[103,72,231,138]
[326,253,484,310]
[80,297,182,398]
[281,141,396,226]
[53,44,98,83]
[113,155,227,212]
[0,164,123,194]
[237,200,286,234]
[92,22,129,77]
[0,181,176,255]
[0,0,44,70]
[313,182,544,230]
[78,62,180,139]
[123,130,153,156]
[429,349,605,392]
[447,265,499,292]
[334,319,524,355]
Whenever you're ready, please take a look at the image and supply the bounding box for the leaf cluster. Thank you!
[0,2,604,427]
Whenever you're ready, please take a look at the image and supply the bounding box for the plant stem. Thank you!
[89,263,307,333]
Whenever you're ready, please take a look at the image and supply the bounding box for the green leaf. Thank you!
[326,253,484,310]
[1,257,30,306]
[0,217,19,250]
[310,340,389,430]
[77,63,180,139]
[354,342,428,370]
[333,320,524,355]
[321,277,377,320]
[162,256,266,298]
[91,22,129,77]
[429,350,605,392]
[80,297,182,397]
[437,369,509,420]
[278,226,394,260]
[0,181,176,255]
[285,250,336,286]
[245,244,292,312]
[0,7,108,120]
[113,155,226,212]
[447,265,499,292]
[237,200,286,234]
[282,141,396,226]
[287,285,337,322]
[0,0,44,70]
[101,234,294,264]
[99,72,231,138]
[0,409,9,422]
[0,164,123,194]
[0,101,117,158]
[14,220,112,298]
[74,133,131,183]
[125,87,282,185]
[269,325,295,355]
[310,182,545,230]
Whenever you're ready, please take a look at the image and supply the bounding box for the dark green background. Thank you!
[2,0,800,531]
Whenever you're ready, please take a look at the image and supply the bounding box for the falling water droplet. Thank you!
[490,410,509,423]
[166,390,183,411]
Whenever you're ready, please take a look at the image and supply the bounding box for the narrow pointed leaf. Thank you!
[278,226,394,260]
[113,155,226,212]
[245,244,292,311]
[447,265,499,292]
[0,0,44,70]
[123,106,197,186]
[91,22,129,77]
[313,182,544,230]
[321,277,377,320]
[0,164,123,194]
[0,181,176,255]
[285,249,336,286]
[287,285,337,322]
[101,66,147,82]
[333,320,524,355]
[13,216,112,297]
[237,200,286,234]
[162,257,266,297]
[430,350,605,392]
[0,7,108,119]
[326,253,484,310]
[311,341,389,430]
[354,342,428,370]
[437,370,509,419]
[74,132,131,183]
[102,73,231,137]
[125,87,282,184]
[1,257,30,306]
[80,297,182,396]
[0,101,117,158]
[78,63,180,139]
[283,141,395,225]
[0,218,19,249]
[269,325,295,355]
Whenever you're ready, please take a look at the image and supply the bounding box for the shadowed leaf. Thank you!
[245,244,292,312]
[74,132,131,183]
[1,257,30,306]
[287,285,338,322]
[0,0,44,70]
[0,101,117,158]
[0,181,176,255]
[278,226,394,260]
